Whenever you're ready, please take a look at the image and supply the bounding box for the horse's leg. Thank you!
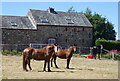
[54,56,59,68]
[51,57,53,67]
[48,60,51,72]
[98,52,101,60]
[93,53,96,59]
[43,60,47,72]
[23,53,28,71]
[25,59,28,71]
[66,58,71,69]
[27,59,32,71]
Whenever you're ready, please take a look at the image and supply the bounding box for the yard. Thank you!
[1,55,118,79]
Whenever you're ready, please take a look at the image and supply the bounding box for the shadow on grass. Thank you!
[67,67,94,71]
[87,68,94,71]
[67,68,83,70]
[38,70,65,72]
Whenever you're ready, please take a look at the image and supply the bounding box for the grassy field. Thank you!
[1,55,118,79]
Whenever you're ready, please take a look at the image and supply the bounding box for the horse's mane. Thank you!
[42,44,55,50]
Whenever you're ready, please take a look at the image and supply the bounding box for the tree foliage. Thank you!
[67,7,116,44]
[67,6,75,12]
[84,8,116,42]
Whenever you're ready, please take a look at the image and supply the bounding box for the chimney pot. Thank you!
[48,7,54,13]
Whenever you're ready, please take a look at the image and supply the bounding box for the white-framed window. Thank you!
[66,18,74,24]
[11,22,17,27]
[40,17,49,23]
[48,38,56,44]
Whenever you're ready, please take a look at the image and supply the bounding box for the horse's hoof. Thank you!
[43,70,46,72]
[48,70,51,72]
[66,67,69,69]
[26,70,28,72]
[30,70,33,72]
[56,66,58,68]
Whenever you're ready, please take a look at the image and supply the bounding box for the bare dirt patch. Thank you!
[2,55,118,79]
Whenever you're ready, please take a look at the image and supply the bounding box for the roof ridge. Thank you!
[0,15,26,17]
[30,9,47,12]
[29,9,83,14]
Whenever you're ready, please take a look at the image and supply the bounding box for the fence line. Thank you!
[1,44,92,54]
[1,44,120,60]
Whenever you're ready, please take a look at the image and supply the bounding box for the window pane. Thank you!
[66,18,74,24]
[48,38,56,44]
[11,22,17,26]
[40,17,49,23]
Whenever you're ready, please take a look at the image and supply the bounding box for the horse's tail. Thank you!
[22,52,26,71]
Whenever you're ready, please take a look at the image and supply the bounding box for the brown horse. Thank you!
[22,44,58,72]
[51,46,77,69]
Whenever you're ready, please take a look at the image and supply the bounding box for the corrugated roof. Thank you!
[29,9,93,27]
[0,16,36,29]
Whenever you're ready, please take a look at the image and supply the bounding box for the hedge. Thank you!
[95,39,120,51]
[2,50,22,56]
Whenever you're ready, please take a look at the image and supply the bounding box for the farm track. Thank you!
[1,55,118,79]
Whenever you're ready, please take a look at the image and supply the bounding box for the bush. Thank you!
[102,54,111,59]
[2,50,22,56]
[100,49,120,60]
[95,39,120,51]
[17,51,22,56]
[10,50,17,55]
[114,53,120,60]
[109,50,120,60]
[2,50,11,56]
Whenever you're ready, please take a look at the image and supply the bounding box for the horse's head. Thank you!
[47,44,59,54]
[54,44,59,53]
[70,46,77,52]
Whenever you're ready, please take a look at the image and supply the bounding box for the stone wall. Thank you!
[2,26,93,53]
[37,26,93,48]
[2,29,37,51]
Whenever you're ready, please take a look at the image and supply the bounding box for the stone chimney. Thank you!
[48,7,55,13]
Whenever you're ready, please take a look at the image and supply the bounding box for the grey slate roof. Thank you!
[0,16,36,29]
[0,8,93,29]
[29,9,93,27]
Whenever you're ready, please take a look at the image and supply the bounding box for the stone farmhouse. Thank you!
[0,8,93,52]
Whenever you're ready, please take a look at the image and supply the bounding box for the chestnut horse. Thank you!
[51,46,77,69]
[22,44,58,72]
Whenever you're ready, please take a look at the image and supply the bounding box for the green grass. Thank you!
[73,53,81,57]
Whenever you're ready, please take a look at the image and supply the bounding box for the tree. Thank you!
[85,8,92,15]
[84,8,116,43]
[67,6,75,12]
[67,7,116,44]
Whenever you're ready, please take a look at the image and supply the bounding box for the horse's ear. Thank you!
[54,43,58,46]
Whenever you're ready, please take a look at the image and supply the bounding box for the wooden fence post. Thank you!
[112,52,114,60]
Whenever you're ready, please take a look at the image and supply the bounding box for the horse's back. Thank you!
[23,48,33,52]
[57,48,74,59]
[56,49,68,59]
[32,48,51,60]
[23,48,34,57]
